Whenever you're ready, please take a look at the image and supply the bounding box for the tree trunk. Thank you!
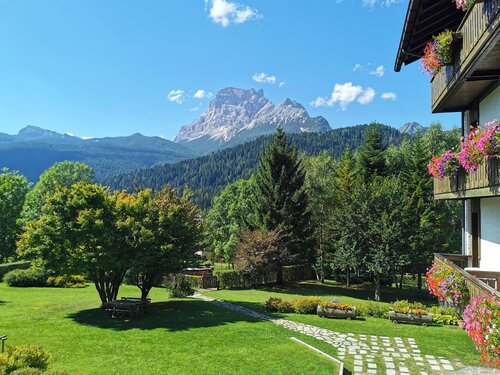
[276,268,284,286]
[346,269,351,287]
[399,270,404,289]
[374,273,381,302]
[417,273,422,292]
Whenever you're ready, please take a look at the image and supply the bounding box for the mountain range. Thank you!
[0,87,420,183]
[0,126,196,181]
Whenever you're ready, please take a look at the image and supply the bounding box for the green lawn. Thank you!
[203,281,483,371]
[0,283,338,374]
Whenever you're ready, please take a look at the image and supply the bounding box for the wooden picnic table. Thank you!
[104,298,149,319]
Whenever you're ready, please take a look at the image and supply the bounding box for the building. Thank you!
[395,0,500,295]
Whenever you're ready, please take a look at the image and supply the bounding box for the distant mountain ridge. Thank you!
[174,87,331,153]
[0,126,196,181]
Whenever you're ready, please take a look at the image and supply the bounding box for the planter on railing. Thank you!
[317,305,357,320]
[389,311,433,325]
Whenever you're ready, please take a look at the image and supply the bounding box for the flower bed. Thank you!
[464,293,500,369]
[389,300,433,325]
[317,302,357,320]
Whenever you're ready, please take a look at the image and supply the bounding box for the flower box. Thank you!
[389,311,433,325]
[317,305,357,320]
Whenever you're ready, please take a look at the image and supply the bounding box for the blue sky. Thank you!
[0,0,460,140]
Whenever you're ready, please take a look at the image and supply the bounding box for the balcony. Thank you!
[431,0,500,113]
[434,156,500,199]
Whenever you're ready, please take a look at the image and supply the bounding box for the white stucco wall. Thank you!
[479,85,500,125]
[464,200,472,256]
[480,197,500,270]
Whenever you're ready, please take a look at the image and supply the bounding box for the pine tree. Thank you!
[356,124,387,180]
[250,127,315,279]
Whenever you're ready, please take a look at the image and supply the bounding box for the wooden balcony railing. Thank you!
[434,156,500,199]
[431,0,500,112]
[435,253,500,301]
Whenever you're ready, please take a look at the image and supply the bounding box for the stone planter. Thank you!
[317,305,357,320]
[389,311,433,326]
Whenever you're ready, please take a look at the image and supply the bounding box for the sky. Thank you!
[0,0,460,140]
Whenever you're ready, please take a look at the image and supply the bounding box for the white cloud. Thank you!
[167,89,184,104]
[381,92,397,101]
[358,87,376,104]
[363,0,399,7]
[369,65,385,77]
[194,89,207,99]
[311,82,376,110]
[207,0,260,27]
[66,132,74,137]
[81,136,94,140]
[279,81,285,88]
[353,63,362,72]
[252,72,277,84]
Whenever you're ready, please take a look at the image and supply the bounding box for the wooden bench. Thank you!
[104,300,147,319]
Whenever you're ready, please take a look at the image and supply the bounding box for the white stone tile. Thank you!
[443,364,454,371]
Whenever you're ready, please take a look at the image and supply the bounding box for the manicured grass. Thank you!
[1,283,338,374]
[204,281,483,370]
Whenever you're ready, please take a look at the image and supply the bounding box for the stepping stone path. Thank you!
[193,292,467,375]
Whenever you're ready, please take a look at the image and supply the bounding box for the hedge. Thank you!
[4,269,48,287]
[0,261,31,281]
[216,265,314,289]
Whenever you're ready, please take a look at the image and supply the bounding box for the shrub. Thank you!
[46,275,85,288]
[0,345,51,374]
[392,300,428,315]
[0,262,30,281]
[282,265,313,283]
[358,301,390,318]
[264,297,293,313]
[429,305,459,324]
[180,275,203,289]
[166,275,194,298]
[3,269,47,287]
[291,297,322,314]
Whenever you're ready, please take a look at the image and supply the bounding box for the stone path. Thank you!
[192,292,465,375]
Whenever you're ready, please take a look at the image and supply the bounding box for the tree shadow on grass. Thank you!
[257,281,432,304]
[66,299,263,332]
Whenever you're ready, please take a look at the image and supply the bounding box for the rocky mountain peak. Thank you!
[18,125,64,139]
[399,122,426,136]
[174,87,331,152]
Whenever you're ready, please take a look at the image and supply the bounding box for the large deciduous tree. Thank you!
[125,186,203,300]
[0,168,30,263]
[250,127,314,278]
[18,182,130,305]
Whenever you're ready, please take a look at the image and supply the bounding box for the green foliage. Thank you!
[179,275,203,289]
[282,265,314,283]
[166,275,195,298]
[9,368,43,375]
[264,297,294,313]
[20,161,94,226]
[0,168,30,263]
[291,296,322,314]
[0,345,50,373]
[204,178,256,264]
[357,301,390,318]
[46,275,85,288]
[250,127,314,265]
[0,262,30,281]
[356,124,387,180]
[123,186,203,300]
[3,269,47,287]
[18,182,129,304]
[429,306,459,325]
[106,125,403,209]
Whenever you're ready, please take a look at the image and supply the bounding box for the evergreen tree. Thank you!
[356,124,387,180]
[250,127,314,278]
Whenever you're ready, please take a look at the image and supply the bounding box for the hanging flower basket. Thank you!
[421,30,461,76]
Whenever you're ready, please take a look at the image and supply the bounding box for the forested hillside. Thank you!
[106,124,404,209]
